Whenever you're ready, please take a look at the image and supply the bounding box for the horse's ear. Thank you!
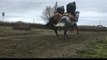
[78,11,80,13]
[76,11,80,14]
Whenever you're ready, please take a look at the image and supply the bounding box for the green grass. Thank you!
[75,39,107,58]
[0,26,107,58]
[0,26,12,32]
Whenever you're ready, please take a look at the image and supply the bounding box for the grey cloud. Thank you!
[0,0,43,12]
[76,0,107,12]
[0,0,107,26]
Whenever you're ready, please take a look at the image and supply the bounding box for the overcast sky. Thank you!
[0,0,107,26]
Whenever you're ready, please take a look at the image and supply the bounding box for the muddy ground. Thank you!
[0,27,107,58]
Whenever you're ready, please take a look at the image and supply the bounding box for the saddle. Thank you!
[63,13,75,21]
[52,12,76,25]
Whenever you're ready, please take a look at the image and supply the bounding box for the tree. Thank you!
[41,2,58,23]
[53,2,58,14]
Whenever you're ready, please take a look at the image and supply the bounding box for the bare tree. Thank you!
[41,6,52,22]
[53,2,58,14]
[41,2,58,22]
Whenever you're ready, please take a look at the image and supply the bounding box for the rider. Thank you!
[52,6,65,24]
[53,6,65,24]
[56,6,65,15]
[55,6,65,17]
[66,1,76,20]
[66,1,78,32]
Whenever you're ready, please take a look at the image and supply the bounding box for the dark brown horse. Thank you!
[46,13,62,36]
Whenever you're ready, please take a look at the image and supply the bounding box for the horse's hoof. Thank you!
[77,33,79,35]
[70,30,73,32]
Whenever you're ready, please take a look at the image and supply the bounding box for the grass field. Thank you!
[0,26,107,58]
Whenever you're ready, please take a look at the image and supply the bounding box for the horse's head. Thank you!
[75,11,80,22]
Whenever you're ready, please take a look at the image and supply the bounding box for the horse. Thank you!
[46,13,62,36]
[47,11,80,39]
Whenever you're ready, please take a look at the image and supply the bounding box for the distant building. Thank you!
[97,20,103,27]
[97,25,106,28]
[97,25,103,27]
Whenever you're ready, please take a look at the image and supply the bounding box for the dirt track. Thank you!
[0,28,107,58]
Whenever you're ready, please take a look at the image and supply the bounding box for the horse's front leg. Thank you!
[54,27,58,36]
[74,22,79,35]
[64,29,68,40]
[76,26,79,35]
